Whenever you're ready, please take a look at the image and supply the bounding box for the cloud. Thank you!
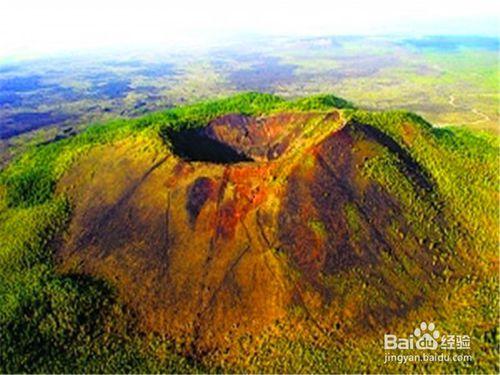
[0,0,498,58]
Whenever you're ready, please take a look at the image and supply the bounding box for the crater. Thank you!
[163,113,306,164]
[163,127,253,164]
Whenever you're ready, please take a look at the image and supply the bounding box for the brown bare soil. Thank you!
[56,111,449,357]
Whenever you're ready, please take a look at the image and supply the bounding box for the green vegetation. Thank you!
[0,92,498,373]
[347,108,498,252]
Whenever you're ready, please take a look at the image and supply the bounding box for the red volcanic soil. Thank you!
[56,111,447,356]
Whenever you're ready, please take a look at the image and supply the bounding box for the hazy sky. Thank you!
[0,0,498,58]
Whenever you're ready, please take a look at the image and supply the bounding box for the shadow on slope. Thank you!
[163,127,253,164]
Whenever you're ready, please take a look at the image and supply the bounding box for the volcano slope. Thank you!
[0,93,498,373]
